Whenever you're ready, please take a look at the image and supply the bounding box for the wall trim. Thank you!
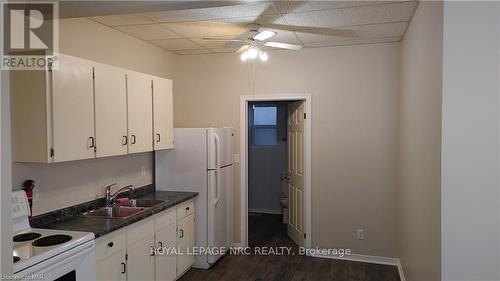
[310,253,406,281]
[248,208,283,215]
[239,94,312,249]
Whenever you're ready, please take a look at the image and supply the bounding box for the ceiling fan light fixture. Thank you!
[247,47,259,59]
[258,51,268,62]
[240,51,249,61]
[253,30,276,41]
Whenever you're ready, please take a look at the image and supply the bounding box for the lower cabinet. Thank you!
[95,200,195,281]
[96,250,126,281]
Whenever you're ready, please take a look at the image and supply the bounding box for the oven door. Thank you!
[16,241,96,281]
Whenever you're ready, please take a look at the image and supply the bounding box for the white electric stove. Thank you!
[12,191,96,280]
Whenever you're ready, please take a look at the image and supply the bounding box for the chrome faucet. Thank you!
[105,184,136,207]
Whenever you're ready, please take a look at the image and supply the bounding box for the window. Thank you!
[250,105,277,146]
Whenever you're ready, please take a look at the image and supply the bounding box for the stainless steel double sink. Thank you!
[80,199,164,219]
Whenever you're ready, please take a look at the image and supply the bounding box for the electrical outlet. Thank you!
[357,229,365,240]
[141,166,146,177]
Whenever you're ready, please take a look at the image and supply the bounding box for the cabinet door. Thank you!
[127,72,153,154]
[177,214,194,276]
[96,249,126,281]
[51,54,95,162]
[152,78,174,150]
[127,234,155,281]
[155,224,177,281]
[94,63,128,157]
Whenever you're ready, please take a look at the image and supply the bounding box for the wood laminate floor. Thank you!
[179,213,401,281]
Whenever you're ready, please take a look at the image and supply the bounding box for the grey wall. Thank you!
[442,2,500,280]
[399,2,442,281]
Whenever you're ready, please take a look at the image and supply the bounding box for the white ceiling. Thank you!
[89,1,418,55]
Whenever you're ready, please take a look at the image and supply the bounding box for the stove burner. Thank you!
[32,234,72,247]
[13,232,42,242]
[13,256,20,263]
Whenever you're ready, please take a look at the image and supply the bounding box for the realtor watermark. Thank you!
[0,274,44,280]
[150,246,352,258]
[1,1,59,70]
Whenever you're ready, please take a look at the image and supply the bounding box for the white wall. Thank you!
[442,2,500,280]
[174,44,401,257]
[399,2,442,281]
[11,18,177,216]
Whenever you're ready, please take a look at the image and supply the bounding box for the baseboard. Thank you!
[310,253,406,281]
[248,208,283,215]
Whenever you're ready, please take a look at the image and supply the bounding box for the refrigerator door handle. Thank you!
[214,132,221,168]
[214,168,221,206]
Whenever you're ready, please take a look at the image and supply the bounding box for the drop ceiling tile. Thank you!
[161,21,248,38]
[175,49,212,55]
[302,36,401,48]
[145,2,279,23]
[191,36,245,49]
[283,1,417,29]
[116,24,181,40]
[295,22,407,43]
[211,48,241,53]
[273,1,410,14]
[90,14,155,26]
[150,38,203,51]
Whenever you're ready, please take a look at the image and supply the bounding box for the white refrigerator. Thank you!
[155,128,233,269]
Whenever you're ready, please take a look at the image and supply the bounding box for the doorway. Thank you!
[247,102,289,246]
[239,94,311,249]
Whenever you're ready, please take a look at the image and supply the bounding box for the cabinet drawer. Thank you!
[155,207,176,231]
[95,229,126,261]
[127,216,154,247]
[176,200,194,220]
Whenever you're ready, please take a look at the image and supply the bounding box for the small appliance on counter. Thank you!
[12,190,96,280]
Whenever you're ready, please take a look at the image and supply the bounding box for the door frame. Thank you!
[239,94,312,249]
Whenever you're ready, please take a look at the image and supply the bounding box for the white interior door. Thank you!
[51,54,95,162]
[287,101,305,247]
[152,77,174,150]
[93,63,128,157]
[126,71,153,154]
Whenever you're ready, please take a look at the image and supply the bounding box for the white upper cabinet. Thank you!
[11,53,173,163]
[126,71,153,154]
[51,55,96,162]
[152,78,174,150]
[94,63,128,158]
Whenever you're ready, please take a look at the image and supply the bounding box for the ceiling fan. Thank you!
[202,24,303,62]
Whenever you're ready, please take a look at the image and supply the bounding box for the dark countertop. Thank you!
[37,191,198,238]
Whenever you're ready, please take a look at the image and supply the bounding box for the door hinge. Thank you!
[303,113,307,119]
[303,233,306,239]
[125,253,128,260]
[50,148,54,158]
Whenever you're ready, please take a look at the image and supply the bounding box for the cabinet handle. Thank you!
[156,133,161,143]
[122,136,127,145]
[108,242,114,247]
[88,137,95,148]
[131,135,136,145]
[121,262,126,274]
[179,229,184,239]
[150,246,155,256]
[185,206,190,211]
[158,241,163,248]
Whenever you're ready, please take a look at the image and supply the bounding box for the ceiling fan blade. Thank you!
[253,30,276,41]
[202,38,245,42]
[264,42,303,50]
[262,23,356,37]
[236,45,250,53]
